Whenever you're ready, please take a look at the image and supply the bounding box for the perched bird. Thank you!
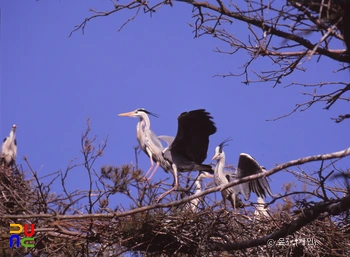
[119,108,172,180]
[1,124,17,168]
[212,138,272,211]
[212,139,243,210]
[158,109,217,201]
[183,171,213,213]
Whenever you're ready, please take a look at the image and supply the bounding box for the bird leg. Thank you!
[142,152,155,180]
[146,161,160,181]
[156,163,179,203]
[233,194,236,213]
[222,194,228,210]
[228,194,238,214]
[230,195,248,215]
[233,193,238,214]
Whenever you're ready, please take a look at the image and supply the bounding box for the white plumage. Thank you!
[1,124,17,168]
[254,197,270,218]
[188,171,213,213]
[177,171,213,213]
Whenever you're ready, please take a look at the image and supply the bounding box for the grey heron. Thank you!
[212,138,272,211]
[118,108,172,180]
[1,124,17,168]
[158,109,217,201]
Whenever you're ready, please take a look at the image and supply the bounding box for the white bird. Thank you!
[212,138,272,211]
[254,196,270,218]
[186,171,213,213]
[1,124,17,168]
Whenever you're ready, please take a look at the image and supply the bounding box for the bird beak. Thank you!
[118,111,134,117]
[212,154,219,160]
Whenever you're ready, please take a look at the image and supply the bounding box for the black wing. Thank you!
[237,153,272,198]
[237,153,261,177]
[171,109,217,164]
[14,139,17,146]
[3,137,6,143]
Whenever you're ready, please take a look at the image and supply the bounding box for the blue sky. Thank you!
[1,1,349,208]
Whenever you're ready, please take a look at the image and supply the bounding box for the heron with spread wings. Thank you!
[158,109,217,201]
[212,138,272,211]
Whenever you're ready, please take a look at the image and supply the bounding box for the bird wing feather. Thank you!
[224,173,241,195]
[171,109,217,163]
[237,153,261,177]
[146,129,164,152]
[158,135,175,148]
[237,153,273,199]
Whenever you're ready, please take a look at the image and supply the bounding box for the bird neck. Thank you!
[214,154,226,175]
[189,182,202,212]
[140,113,151,130]
[9,131,16,141]
[136,122,143,143]
[194,180,202,194]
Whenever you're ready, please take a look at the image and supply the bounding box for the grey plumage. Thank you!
[229,153,272,200]
[157,109,217,201]
[212,139,243,210]
[163,109,216,172]
[119,108,172,180]
[212,138,272,210]
[158,135,175,149]
[1,124,17,168]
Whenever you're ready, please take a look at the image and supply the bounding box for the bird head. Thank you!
[212,137,232,160]
[118,108,159,118]
[12,124,17,132]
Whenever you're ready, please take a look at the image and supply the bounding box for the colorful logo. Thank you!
[9,224,35,248]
